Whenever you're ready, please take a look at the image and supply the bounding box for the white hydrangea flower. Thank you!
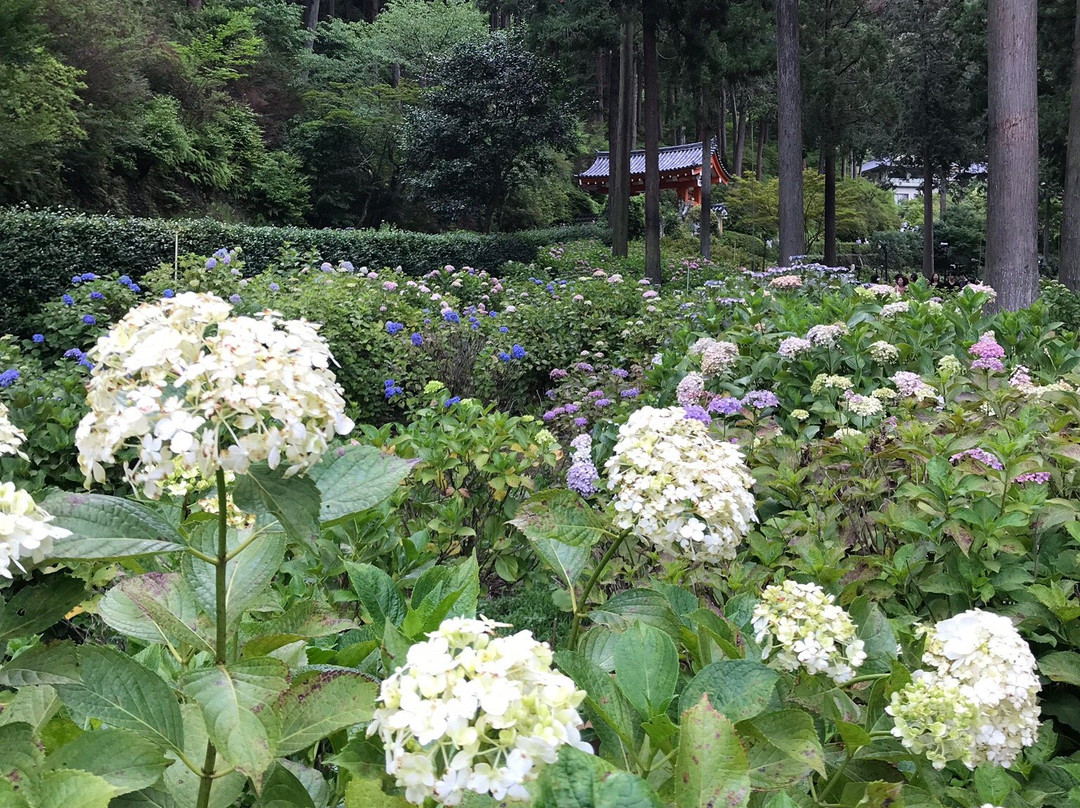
[0,403,27,460]
[0,482,71,578]
[937,355,963,378]
[856,283,899,300]
[605,406,757,563]
[778,337,813,360]
[75,293,354,497]
[752,580,867,683]
[881,300,910,318]
[869,341,899,363]
[806,323,848,347]
[810,374,853,394]
[843,394,884,418]
[368,617,591,806]
[888,609,1041,770]
[692,339,739,376]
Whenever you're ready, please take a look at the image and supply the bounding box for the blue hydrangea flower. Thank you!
[90,291,104,300]
[443,310,460,324]
[341,261,354,272]
[163,289,175,298]
[206,258,217,270]
[215,248,229,260]
[229,294,242,304]
[383,379,403,398]
[410,333,424,346]
[82,273,98,282]
[78,357,94,369]
[62,294,74,306]
[0,369,19,388]
[82,314,96,325]
[498,352,511,362]
[130,284,141,293]
[511,344,526,359]
[71,275,82,284]
[386,321,405,335]
[499,326,509,333]
[31,334,44,344]
[268,283,280,292]
[620,388,640,399]
[445,396,461,407]
[64,348,84,360]
[118,275,131,285]
[320,262,333,272]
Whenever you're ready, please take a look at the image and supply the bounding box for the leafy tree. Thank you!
[368,0,486,81]
[401,33,575,232]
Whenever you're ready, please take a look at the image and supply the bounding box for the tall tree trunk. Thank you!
[733,108,748,177]
[939,172,948,219]
[777,0,805,265]
[701,119,713,260]
[1061,0,1080,290]
[985,0,1039,310]
[630,55,640,150]
[611,19,634,258]
[719,85,728,167]
[305,0,321,49]
[824,143,837,266]
[643,0,662,284]
[756,119,767,181]
[923,149,935,278]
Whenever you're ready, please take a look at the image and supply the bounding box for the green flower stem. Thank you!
[842,672,890,687]
[816,750,854,804]
[568,532,626,649]
[195,467,230,808]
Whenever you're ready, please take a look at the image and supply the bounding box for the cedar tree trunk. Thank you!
[777,0,805,265]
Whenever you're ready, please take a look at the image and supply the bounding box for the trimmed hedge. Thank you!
[0,208,607,333]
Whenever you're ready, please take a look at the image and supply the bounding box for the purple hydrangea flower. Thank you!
[950,448,1004,471]
[612,368,629,378]
[1014,471,1051,485]
[206,258,217,270]
[268,283,280,292]
[683,405,712,425]
[708,395,743,416]
[742,390,780,409]
[573,417,589,427]
[594,398,612,408]
[64,348,84,360]
[620,388,640,399]
[229,294,242,304]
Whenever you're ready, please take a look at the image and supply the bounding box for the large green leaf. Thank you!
[533,745,662,808]
[678,659,780,722]
[259,764,317,808]
[43,728,170,795]
[311,445,412,525]
[0,641,81,687]
[529,536,590,590]
[277,670,378,755]
[162,705,245,808]
[587,589,682,640]
[1039,651,1080,686]
[99,573,213,654]
[509,489,619,547]
[182,523,287,627]
[344,561,407,630]
[0,685,60,734]
[180,658,288,783]
[29,769,120,808]
[0,574,85,640]
[56,646,183,752]
[0,722,42,776]
[613,623,678,718]
[850,597,898,675]
[739,710,825,777]
[109,789,179,808]
[40,493,185,559]
[403,555,479,635]
[344,778,411,808]
[674,696,750,808]
[234,463,320,545]
[553,651,640,769]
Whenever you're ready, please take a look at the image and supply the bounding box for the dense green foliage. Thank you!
[0,208,605,332]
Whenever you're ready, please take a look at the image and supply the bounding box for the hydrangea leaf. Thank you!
[27,769,120,808]
[277,670,378,755]
[0,574,84,640]
[258,764,316,808]
[343,778,410,808]
[310,445,412,525]
[588,589,682,640]
[0,641,81,688]
[43,728,170,795]
[1039,651,1080,686]
[233,463,321,546]
[533,745,662,808]
[678,659,780,722]
[98,572,214,654]
[162,705,245,808]
[180,658,288,786]
[40,493,185,559]
[739,709,826,778]
[674,695,750,808]
[344,561,407,631]
[613,622,678,718]
[553,651,641,770]
[55,646,184,753]
[0,722,42,777]
[509,489,619,547]
[528,535,590,590]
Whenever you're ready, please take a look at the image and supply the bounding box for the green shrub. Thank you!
[0,207,608,333]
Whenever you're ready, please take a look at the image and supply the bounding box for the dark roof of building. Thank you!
[578,141,721,178]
